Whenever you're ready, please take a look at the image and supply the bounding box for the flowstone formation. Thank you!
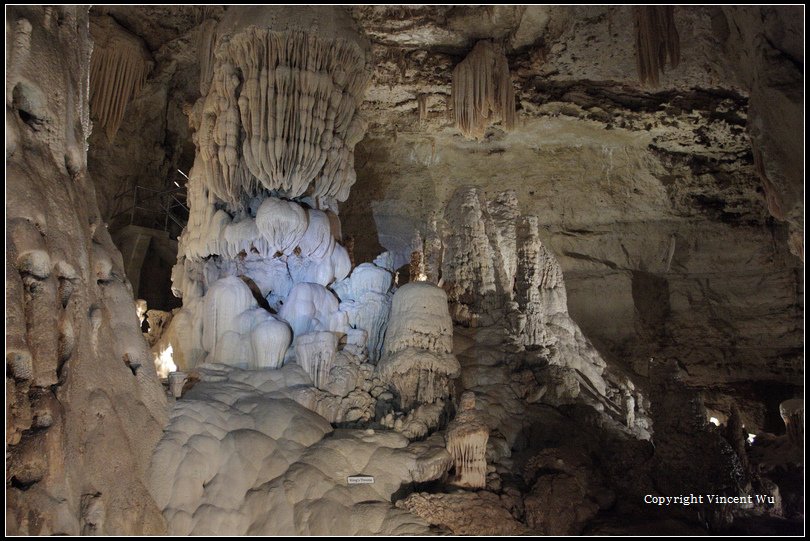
[163,6,377,384]
[148,8,457,533]
[149,365,452,535]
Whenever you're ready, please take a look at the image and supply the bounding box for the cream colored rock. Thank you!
[250,316,292,369]
[279,282,340,338]
[255,197,308,256]
[446,392,489,489]
[334,262,394,362]
[294,332,339,390]
[377,283,460,412]
[201,276,258,353]
[148,364,452,535]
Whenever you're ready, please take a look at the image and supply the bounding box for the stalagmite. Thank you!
[155,344,177,379]
[295,331,339,390]
[441,188,500,325]
[377,283,460,410]
[330,244,352,283]
[279,282,341,338]
[333,262,393,362]
[384,282,454,355]
[250,316,292,369]
[202,276,258,352]
[515,215,567,346]
[168,370,187,398]
[409,231,427,282]
[89,16,153,139]
[451,40,516,140]
[446,392,489,489]
[779,398,804,446]
[298,209,336,259]
[634,6,680,86]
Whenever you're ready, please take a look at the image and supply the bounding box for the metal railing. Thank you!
[110,184,188,235]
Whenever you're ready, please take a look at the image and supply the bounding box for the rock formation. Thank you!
[89,15,153,139]
[148,365,452,535]
[779,399,803,447]
[452,40,516,139]
[378,283,461,411]
[398,491,528,535]
[446,391,489,489]
[163,7,375,382]
[634,6,680,86]
[6,6,167,534]
[6,5,804,537]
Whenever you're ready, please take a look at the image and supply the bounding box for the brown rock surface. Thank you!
[6,6,168,535]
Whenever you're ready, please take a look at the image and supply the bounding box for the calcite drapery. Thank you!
[295,331,338,390]
[197,10,370,207]
[451,40,516,140]
[446,391,489,489]
[89,15,153,139]
[634,6,680,86]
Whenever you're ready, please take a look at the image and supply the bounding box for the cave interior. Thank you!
[4,5,805,536]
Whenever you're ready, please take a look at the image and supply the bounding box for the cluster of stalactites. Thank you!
[198,28,370,207]
[89,16,153,140]
[634,6,680,86]
[451,40,516,140]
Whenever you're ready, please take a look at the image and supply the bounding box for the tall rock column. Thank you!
[6,6,167,534]
[164,7,374,379]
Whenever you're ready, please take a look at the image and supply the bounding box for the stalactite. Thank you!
[197,19,218,95]
[417,93,428,124]
[634,6,680,87]
[89,16,153,140]
[200,29,370,206]
[451,40,516,140]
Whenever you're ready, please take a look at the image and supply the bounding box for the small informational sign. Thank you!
[347,475,374,484]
